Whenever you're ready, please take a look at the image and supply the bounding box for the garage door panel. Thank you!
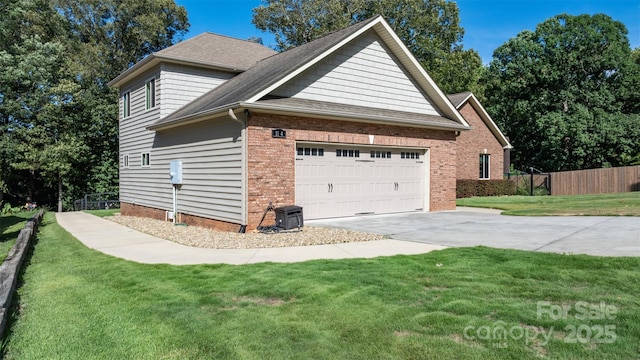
[296,144,425,220]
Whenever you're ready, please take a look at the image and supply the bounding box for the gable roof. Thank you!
[448,92,513,149]
[108,33,277,88]
[147,16,469,131]
[447,92,473,108]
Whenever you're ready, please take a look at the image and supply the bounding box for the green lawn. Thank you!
[0,211,36,262]
[83,209,120,218]
[3,212,639,359]
[457,192,640,216]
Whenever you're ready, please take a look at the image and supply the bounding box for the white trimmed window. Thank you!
[479,154,490,179]
[122,155,129,168]
[145,78,156,109]
[141,153,150,167]
[123,91,130,118]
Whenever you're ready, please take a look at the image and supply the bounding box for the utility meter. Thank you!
[169,160,183,184]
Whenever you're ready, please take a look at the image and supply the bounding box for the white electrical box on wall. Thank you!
[169,160,183,184]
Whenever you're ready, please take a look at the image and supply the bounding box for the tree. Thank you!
[484,14,640,171]
[252,0,482,94]
[57,0,189,206]
[0,0,78,207]
[0,0,189,210]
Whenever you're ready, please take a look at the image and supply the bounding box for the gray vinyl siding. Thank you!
[271,30,439,116]
[272,32,439,115]
[120,118,244,223]
[119,69,159,156]
[159,63,234,118]
[119,65,243,223]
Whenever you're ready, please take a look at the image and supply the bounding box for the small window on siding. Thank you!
[479,154,490,179]
[145,79,156,109]
[141,153,150,167]
[123,92,130,118]
[122,155,129,168]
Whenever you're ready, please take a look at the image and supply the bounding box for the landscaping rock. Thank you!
[106,215,382,249]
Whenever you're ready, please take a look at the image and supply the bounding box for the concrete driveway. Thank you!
[308,208,640,257]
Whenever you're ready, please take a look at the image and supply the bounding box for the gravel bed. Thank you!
[106,215,383,249]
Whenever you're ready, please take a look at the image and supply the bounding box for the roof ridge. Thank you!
[156,32,271,55]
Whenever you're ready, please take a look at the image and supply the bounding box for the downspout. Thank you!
[229,109,248,233]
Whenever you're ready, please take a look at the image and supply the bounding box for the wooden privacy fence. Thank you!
[550,166,640,195]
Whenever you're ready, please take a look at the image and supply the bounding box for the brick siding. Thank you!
[246,112,457,228]
[456,102,504,180]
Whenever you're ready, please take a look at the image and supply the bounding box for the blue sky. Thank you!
[176,0,639,64]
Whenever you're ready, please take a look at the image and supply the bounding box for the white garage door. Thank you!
[295,143,426,220]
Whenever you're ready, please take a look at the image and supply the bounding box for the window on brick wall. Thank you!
[479,154,490,179]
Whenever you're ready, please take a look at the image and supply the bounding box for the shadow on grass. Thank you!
[0,213,48,355]
[0,215,30,243]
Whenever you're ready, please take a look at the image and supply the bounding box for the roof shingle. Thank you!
[155,32,278,71]
[108,32,277,87]
[447,92,472,107]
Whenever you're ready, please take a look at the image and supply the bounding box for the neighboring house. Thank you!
[448,92,512,180]
[108,16,471,232]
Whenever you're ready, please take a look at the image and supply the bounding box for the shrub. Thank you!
[456,179,516,198]
[2,202,13,215]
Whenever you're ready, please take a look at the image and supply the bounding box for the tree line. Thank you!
[1,0,638,211]
[0,0,188,211]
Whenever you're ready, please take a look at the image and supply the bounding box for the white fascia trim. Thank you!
[466,93,513,149]
[453,92,473,108]
[245,18,383,104]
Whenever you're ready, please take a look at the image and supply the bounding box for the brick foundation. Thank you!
[179,212,241,232]
[120,202,241,232]
[121,202,167,221]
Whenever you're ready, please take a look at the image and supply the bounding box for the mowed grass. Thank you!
[3,213,640,359]
[83,209,120,218]
[457,192,640,216]
[0,211,36,262]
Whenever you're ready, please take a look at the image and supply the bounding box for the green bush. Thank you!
[2,202,13,215]
[456,179,516,198]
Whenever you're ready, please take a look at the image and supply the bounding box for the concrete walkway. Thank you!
[55,212,446,265]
